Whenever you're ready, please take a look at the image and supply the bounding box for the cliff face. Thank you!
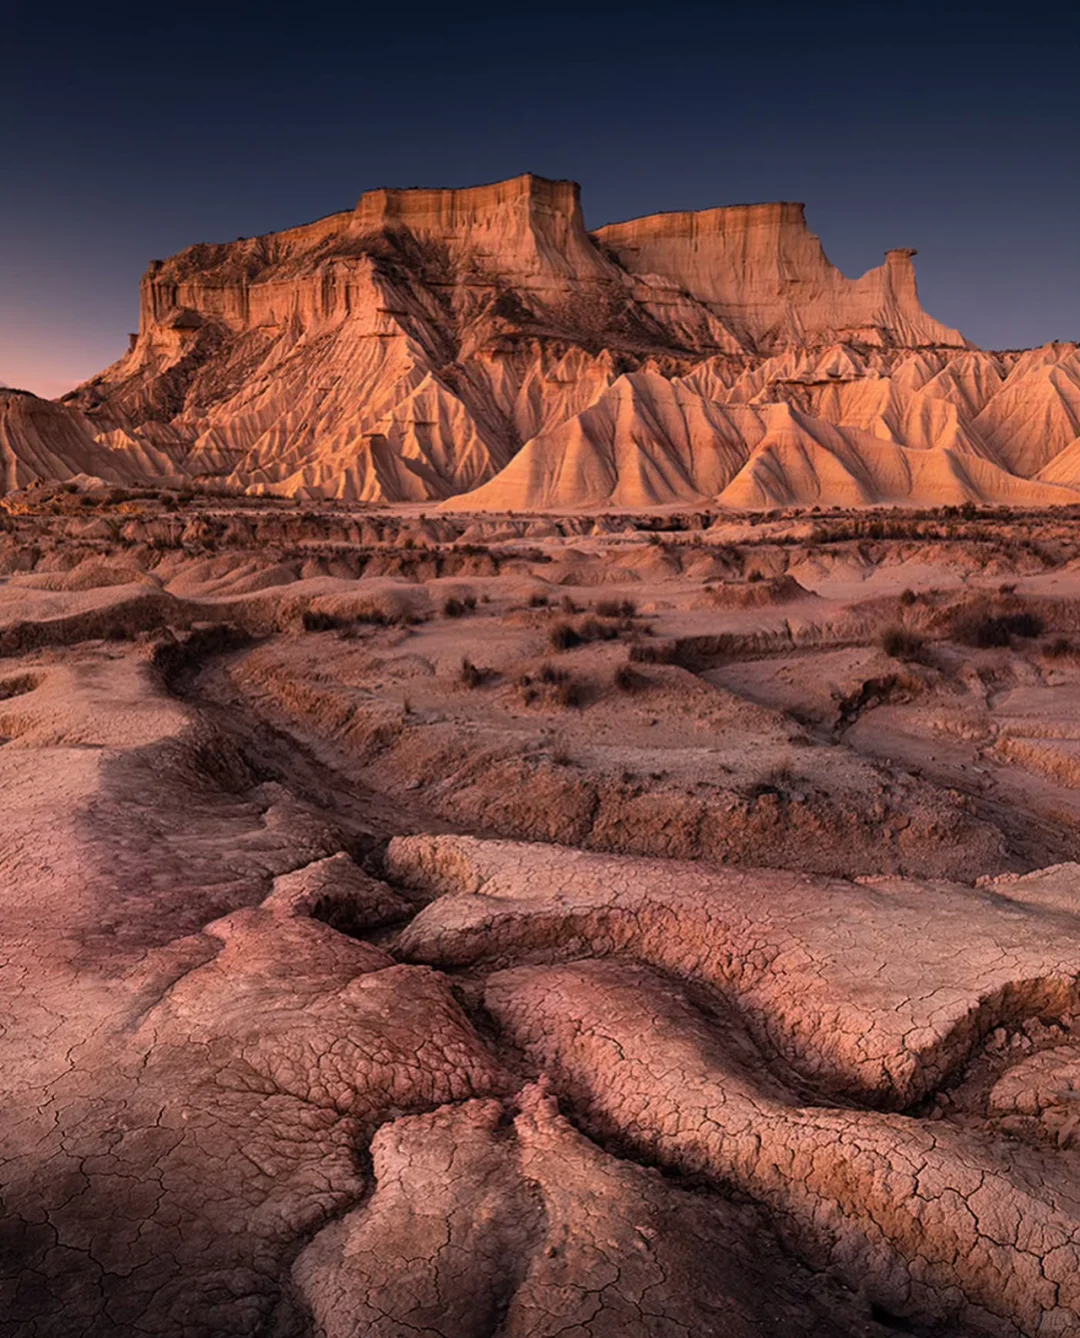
[8,173,1077,508]
[594,203,964,350]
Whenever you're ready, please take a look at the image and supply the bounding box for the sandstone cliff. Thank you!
[5,173,1077,509]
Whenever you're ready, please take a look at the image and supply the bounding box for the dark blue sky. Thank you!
[3,1,1077,396]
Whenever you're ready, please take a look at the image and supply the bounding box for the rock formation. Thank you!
[5,172,1078,508]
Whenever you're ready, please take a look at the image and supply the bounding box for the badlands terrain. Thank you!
[3,487,1080,1336]
[1,173,1079,509]
[3,173,1080,1337]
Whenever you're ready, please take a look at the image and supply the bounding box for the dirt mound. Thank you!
[706,573,817,607]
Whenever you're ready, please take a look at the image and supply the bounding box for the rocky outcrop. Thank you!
[6,174,1078,508]
[594,203,965,350]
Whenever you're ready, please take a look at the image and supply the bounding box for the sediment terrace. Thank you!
[3,487,1080,1336]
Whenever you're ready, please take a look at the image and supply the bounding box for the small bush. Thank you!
[881,626,924,661]
[748,760,795,798]
[442,594,476,618]
[537,661,568,685]
[898,588,917,607]
[302,609,343,632]
[955,609,1044,647]
[528,591,549,608]
[595,598,637,618]
[555,678,583,708]
[1044,636,1076,659]
[747,569,764,583]
[459,657,487,688]
[559,595,579,614]
[1003,611,1043,639]
[578,616,620,643]
[613,664,641,692]
[549,621,582,652]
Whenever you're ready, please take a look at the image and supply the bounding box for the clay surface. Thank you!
[5,480,1080,1335]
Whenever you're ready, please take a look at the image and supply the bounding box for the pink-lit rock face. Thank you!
[594,203,960,350]
[4,172,1078,508]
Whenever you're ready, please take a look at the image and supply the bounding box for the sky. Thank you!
[2,0,1077,397]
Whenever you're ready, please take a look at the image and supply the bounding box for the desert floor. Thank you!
[3,487,1080,1337]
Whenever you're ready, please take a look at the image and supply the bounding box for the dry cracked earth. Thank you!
[4,487,1080,1337]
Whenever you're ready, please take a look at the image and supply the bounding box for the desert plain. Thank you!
[3,490,1080,1337]
[3,174,1080,1337]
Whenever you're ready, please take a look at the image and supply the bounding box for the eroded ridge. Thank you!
[293,1084,877,1338]
[482,959,1080,1338]
[0,647,508,1335]
[389,834,1080,1108]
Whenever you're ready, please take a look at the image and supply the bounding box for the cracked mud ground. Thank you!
[5,497,1080,1336]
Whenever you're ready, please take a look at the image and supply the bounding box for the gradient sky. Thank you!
[3,1,1077,397]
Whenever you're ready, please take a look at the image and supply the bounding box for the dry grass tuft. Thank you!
[880,626,925,661]
[459,657,489,689]
[594,598,637,618]
[954,608,1043,648]
[613,663,642,692]
[442,594,477,618]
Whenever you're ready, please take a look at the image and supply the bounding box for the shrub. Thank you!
[555,678,583,708]
[442,594,476,618]
[302,609,343,632]
[528,591,549,608]
[459,657,486,688]
[537,661,568,685]
[578,616,620,643]
[898,588,917,607]
[747,569,764,583]
[880,626,925,661]
[559,595,579,614]
[1002,611,1043,639]
[613,663,641,692]
[629,639,679,664]
[1044,636,1076,659]
[955,609,1044,647]
[549,621,582,652]
[748,760,795,798]
[595,598,637,618]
